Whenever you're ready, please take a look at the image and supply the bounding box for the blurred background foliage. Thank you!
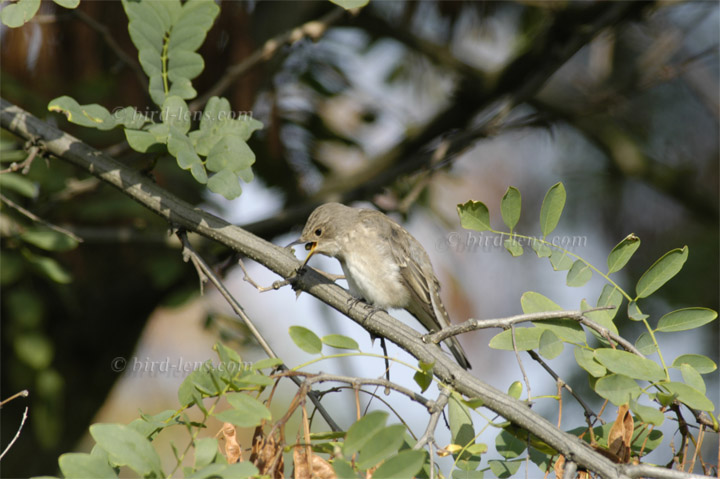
[1,1,717,476]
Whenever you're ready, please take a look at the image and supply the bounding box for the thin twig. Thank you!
[414,387,451,479]
[0,145,38,174]
[189,7,346,111]
[0,406,28,461]
[511,325,532,403]
[175,230,341,432]
[0,193,84,243]
[0,390,29,407]
[527,350,598,429]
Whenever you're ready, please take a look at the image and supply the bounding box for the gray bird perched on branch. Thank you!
[294,202,471,370]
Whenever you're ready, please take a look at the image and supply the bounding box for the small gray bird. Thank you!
[296,202,471,370]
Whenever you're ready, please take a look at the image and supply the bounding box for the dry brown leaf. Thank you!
[607,404,633,463]
[251,425,284,479]
[553,455,565,478]
[293,445,336,479]
[220,422,242,464]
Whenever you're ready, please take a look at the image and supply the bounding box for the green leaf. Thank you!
[582,298,618,342]
[48,96,117,130]
[288,326,322,354]
[0,251,24,285]
[329,0,369,9]
[595,284,623,322]
[52,0,80,8]
[627,301,648,321]
[123,0,219,105]
[343,411,388,456]
[548,249,573,271]
[678,364,705,393]
[520,291,562,313]
[21,228,79,252]
[370,450,425,479]
[90,424,163,477]
[23,250,72,283]
[251,357,284,371]
[629,398,665,426]
[489,328,542,351]
[488,459,521,478]
[538,330,563,359]
[59,452,117,479]
[503,237,523,257]
[356,424,407,470]
[530,239,552,258]
[413,362,433,393]
[607,234,641,274]
[1,0,40,28]
[125,129,163,153]
[656,307,717,332]
[194,438,218,469]
[496,429,526,459]
[539,182,566,238]
[207,169,243,200]
[660,382,715,411]
[215,393,271,427]
[321,334,359,350]
[332,459,357,479]
[566,260,592,287]
[162,96,191,134]
[111,106,149,129]
[448,394,474,451]
[594,349,666,382]
[457,200,491,232]
[507,381,523,399]
[0,173,38,198]
[671,354,717,374]
[177,366,221,406]
[635,246,688,298]
[574,347,606,377]
[594,374,642,406]
[501,186,521,231]
[634,332,658,355]
[205,135,255,173]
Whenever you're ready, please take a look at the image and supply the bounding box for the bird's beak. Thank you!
[301,242,318,267]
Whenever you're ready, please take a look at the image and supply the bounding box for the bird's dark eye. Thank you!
[314,228,322,236]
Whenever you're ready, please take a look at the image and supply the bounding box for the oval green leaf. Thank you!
[671,354,717,374]
[488,328,542,351]
[458,200,491,232]
[607,233,641,274]
[656,307,717,332]
[59,452,117,479]
[21,228,79,252]
[520,291,562,313]
[678,364,706,394]
[503,238,523,257]
[90,424,163,478]
[566,260,592,287]
[629,399,665,426]
[627,301,649,321]
[216,393,272,427]
[538,330,563,359]
[660,381,715,411]
[501,186,521,231]
[574,347,606,378]
[321,334,359,350]
[370,449,425,479]
[635,246,688,298]
[634,331,658,355]
[539,182,566,238]
[594,374,642,406]
[549,249,573,271]
[356,424,406,470]
[343,410,388,456]
[288,326,322,354]
[594,348,665,382]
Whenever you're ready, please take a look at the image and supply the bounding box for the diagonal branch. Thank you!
[2,97,641,479]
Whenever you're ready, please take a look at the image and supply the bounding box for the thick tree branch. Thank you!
[3,98,694,479]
